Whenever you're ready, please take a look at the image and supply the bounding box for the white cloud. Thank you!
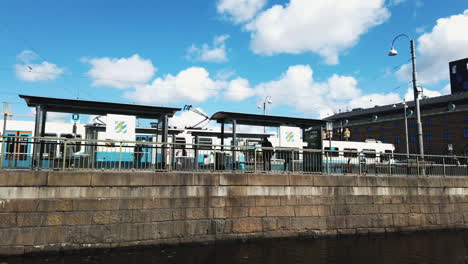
[441,83,451,95]
[217,0,267,24]
[187,35,230,63]
[85,54,156,89]
[403,87,442,101]
[15,50,64,82]
[125,67,224,104]
[396,10,468,85]
[170,107,211,129]
[254,65,400,118]
[245,0,390,64]
[225,77,255,101]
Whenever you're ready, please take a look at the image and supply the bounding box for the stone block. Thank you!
[63,211,92,226]
[0,171,47,186]
[46,212,64,226]
[17,212,46,227]
[91,172,131,186]
[0,213,16,228]
[281,197,297,206]
[192,173,219,186]
[292,217,326,230]
[290,175,314,186]
[129,173,154,186]
[153,172,181,185]
[45,226,69,244]
[37,199,73,212]
[248,174,288,186]
[247,207,265,217]
[326,216,346,229]
[186,220,211,236]
[225,197,255,207]
[74,198,120,211]
[313,175,338,186]
[230,207,248,218]
[346,215,371,229]
[262,217,277,231]
[186,208,211,219]
[256,197,280,206]
[219,173,248,186]
[371,214,393,228]
[295,206,319,217]
[232,218,262,233]
[267,206,294,217]
[0,245,24,256]
[408,214,425,226]
[393,214,409,227]
[47,172,91,186]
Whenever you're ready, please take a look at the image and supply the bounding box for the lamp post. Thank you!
[389,34,424,161]
[402,101,410,159]
[258,96,272,133]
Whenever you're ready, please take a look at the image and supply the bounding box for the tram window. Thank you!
[362,149,376,158]
[381,150,393,161]
[343,148,358,157]
[6,137,16,159]
[324,147,339,157]
[18,136,29,160]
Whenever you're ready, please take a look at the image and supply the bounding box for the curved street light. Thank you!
[258,96,272,133]
[388,34,424,160]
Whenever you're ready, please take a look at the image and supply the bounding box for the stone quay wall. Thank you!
[1,171,468,255]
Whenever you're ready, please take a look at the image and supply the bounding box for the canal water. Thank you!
[3,231,468,264]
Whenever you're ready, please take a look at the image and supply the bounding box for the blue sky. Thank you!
[1,0,468,125]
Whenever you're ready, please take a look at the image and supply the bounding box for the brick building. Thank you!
[324,92,468,156]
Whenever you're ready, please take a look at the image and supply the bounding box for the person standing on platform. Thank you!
[261,137,273,171]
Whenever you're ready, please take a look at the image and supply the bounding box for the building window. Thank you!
[425,131,433,142]
[354,127,360,133]
[425,119,432,127]
[409,121,416,127]
[464,115,468,121]
[410,134,416,143]
[464,128,468,139]
[395,136,401,144]
[442,118,449,124]
[380,125,385,131]
[452,65,457,74]
[380,136,386,143]
[367,126,372,132]
[443,129,451,140]
[394,122,400,129]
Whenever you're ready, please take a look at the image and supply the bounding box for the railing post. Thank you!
[118,141,122,171]
[62,140,67,171]
[388,158,392,177]
[0,135,4,169]
[442,157,446,177]
[291,150,294,173]
[416,156,420,177]
[358,152,362,175]
[254,148,257,173]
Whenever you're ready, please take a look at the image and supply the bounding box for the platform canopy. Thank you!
[190,130,273,139]
[19,94,180,119]
[210,111,325,128]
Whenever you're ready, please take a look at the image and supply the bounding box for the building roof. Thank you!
[325,92,468,121]
[19,95,181,119]
[190,130,273,139]
[210,111,325,128]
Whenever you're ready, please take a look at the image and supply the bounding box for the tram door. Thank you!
[2,131,32,168]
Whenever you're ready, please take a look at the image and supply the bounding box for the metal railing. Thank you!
[1,136,467,177]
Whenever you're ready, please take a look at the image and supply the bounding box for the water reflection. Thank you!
[3,231,467,264]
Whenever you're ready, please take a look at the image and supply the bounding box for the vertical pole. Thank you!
[194,135,199,171]
[404,104,409,159]
[62,140,67,171]
[291,150,294,173]
[442,157,446,177]
[118,141,122,171]
[0,113,6,168]
[220,121,225,151]
[388,157,392,176]
[411,40,425,175]
[232,119,237,170]
[161,114,168,169]
[254,148,257,173]
[416,156,420,177]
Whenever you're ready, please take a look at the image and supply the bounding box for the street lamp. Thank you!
[258,96,272,133]
[388,34,424,160]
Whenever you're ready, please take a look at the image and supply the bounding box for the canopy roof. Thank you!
[210,111,325,128]
[190,130,273,139]
[19,95,181,119]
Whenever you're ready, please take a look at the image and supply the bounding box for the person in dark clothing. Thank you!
[133,141,143,169]
[261,137,273,171]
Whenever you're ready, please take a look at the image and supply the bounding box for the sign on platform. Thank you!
[279,126,302,148]
[105,114,136,141]
[71,113,80,123]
